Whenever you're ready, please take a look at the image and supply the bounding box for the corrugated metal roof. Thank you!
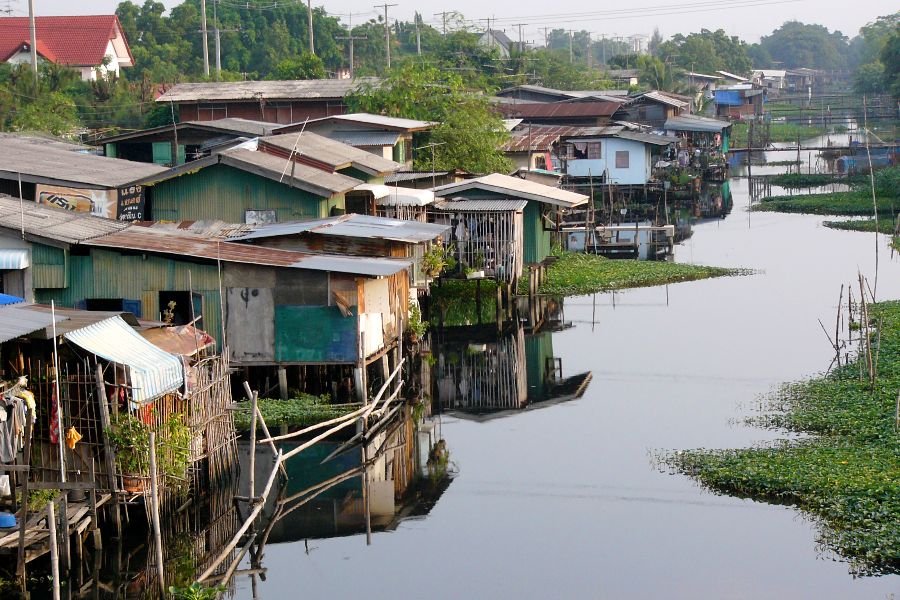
[497,101,621,119]
[432,173,588,208]
[612,131,679,146]
[324,130,401,147]
[86,228,411,277]
[0,248,29,269]
[503,125,614,152]
[638,91,690,109]
[231,213,449,244]
[0,305,67,342]
[186,117,279,136]
[663,115,731,133]
[0,194,129,244]
[433,199,527,212]
[157,78,380,102]
[305,113,434,131]
[64,315,183,405]
[218,148,362,196]
[259,131,400,176]
[26,306,143,336]
[0,134,168,188]
[385,170,456,183]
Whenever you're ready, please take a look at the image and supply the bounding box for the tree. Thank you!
[881,27,900,97]
[658,29,751,75]
[11,92,80,137]
[266,53,326,80]
[346,63,512,174]
[758,21,849,69]
[648,28,663,57]
[854,62,886,94]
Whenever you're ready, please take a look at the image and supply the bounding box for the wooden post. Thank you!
[16,411,32,583]
[48,501,60,600]
[277,368,288,400]
[94,364,121,539]
[249,391,258,500]
[148,433,165,597]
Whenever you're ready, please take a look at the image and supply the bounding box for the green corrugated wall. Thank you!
[524,332,554,402]
[523,201,551,264]
[31,244,68,289]
[149,163,339,222]
[34,248,224,351]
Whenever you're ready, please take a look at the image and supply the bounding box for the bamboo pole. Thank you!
[48,501,60,600]
[249,391,258,499]
[148,433,165,597]
[241,382,287,477]
[280,419,358,461]
[197,450,282,583]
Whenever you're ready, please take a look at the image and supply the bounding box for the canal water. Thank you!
[234,164,900,598]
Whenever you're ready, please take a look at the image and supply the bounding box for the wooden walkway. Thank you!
[0,494,111,564]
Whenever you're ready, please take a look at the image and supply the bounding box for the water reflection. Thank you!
[241,406,453,546]
[430,299,593,420]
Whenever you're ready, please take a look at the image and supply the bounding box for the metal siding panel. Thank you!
[274,306,357,363]
[31,243,68,289]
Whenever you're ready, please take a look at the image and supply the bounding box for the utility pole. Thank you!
[587,32,593,69]
[600,34,607,65]
[336,15,366,79]
[434,11,448,35]
[307,0,314,55]
[28,0,37,91]
[480,18,492,47]
[541,26,550,48]
[568,30,574,64]
[200,0,210,76]
[415,12,421,55]
[374,3,397,69]
[213,0,221,79]
[513,23,527,53]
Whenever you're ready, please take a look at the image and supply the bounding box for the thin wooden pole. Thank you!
[48,501,60,600]
[249,391,258,499]
[94,364,121,538]
[16,411,33,583]
[241,381,287,477]
[148,433,165,597]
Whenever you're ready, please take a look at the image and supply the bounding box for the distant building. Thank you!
[752,70,786,90]
[714,84,766,119]
[156,78,380,124]
[0,15,134,80]
[559,128,677,185]
[606,69,639,87]
[615,91,691,128]
[478,29,514,57]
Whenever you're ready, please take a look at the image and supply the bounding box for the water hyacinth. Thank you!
[669,301,900,575]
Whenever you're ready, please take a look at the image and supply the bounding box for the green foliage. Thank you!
[232,395,353,429]
[169,583,226,600]
[518,252,738,296]
[881,26,900,98]
[754,191,898,216]
[823,218,899,235]
[758,21,850,69]
[430,279,499,326]
[10,92,80,137]
[730,122,829,147]
[768,173,865,188]
[266,53,326,80]
[348,63,511,174]
[669,302,900,575]
[408,303,428,338]
[874,166,900,198]
[107,412,151,475]
[421,244,456,278]
[658,29,751,75]
[854,61,887,94]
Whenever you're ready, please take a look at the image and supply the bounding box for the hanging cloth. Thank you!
[49,388,60,445]
[65,426,82,450]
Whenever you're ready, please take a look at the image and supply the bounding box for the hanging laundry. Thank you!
[0,407,14,463]
[49,388,60,445]
[17,390,35,413]
[65,426,82,450]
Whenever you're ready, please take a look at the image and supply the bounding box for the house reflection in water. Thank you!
[431,299,593,420]
[242,407,454,543]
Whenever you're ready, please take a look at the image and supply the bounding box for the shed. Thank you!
[431,173,588,265]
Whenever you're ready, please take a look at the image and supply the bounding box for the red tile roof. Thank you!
[0,15,132,67]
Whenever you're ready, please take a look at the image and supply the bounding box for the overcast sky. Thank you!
[6,0,893,45]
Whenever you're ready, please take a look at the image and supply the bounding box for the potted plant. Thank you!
[107,413,151,493]
[421,244,456,279]
[407,303,428,343]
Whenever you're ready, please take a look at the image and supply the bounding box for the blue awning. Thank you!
[64,316,184,405]
[0,249,29,270]
[0,294,24,306]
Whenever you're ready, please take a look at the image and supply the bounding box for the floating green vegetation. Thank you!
[431,278,499,326]
[669,301,900,575]
[519,252,739,296]
[769,173,864,188]
[823,218,899,235]
[753,192,897,216]
[233,395,356,430]
[731,122,827,147]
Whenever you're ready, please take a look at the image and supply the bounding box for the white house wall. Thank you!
[566,138,651,185]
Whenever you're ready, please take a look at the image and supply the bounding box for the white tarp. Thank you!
[376,187,435,207]
[64,316,184,404]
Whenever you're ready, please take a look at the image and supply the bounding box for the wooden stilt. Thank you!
[48,501,60,600]
[148,432,166,597]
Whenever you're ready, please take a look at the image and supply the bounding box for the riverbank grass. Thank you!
[753,191,897,216]
[823,218,899,235]
[669,301,900,575]
[521,252,737,296]
[731,122,827,148]
[233,394,356,430]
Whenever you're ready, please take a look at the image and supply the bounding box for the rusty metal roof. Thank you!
[497,101,621,119]
[157,78,380,102]
[503,126,612,152]
[86,227,410,276]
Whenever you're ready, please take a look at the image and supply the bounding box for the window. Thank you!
[197,103,227,120]
[587,142,601,160]
[159,291,203,327]
[615,150,630,169]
